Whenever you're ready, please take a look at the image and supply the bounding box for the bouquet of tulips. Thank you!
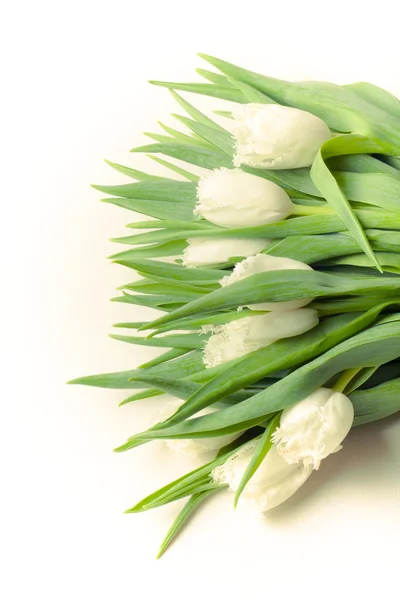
[71,55,400,557]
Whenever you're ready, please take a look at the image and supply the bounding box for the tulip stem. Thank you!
[332,367,363,393]
[291,204,334,217]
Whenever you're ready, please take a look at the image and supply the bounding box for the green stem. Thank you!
[291,204,334,216]
[332,367,363,393]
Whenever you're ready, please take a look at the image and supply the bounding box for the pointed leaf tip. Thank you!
[197,53,222,69]
[114,436,148,452]
[113,443,129,453]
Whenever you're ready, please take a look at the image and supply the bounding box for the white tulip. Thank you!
[273,388,355,469]
[182,236,269,267]
[156,399,239,457]
[195,167,293,228]
[212,442,313,513]
[203,309,319,368]
[232,103,332,169]
[220,253,314,311]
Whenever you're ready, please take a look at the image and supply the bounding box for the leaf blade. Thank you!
[233,413,281,507]
[156,489,220,559]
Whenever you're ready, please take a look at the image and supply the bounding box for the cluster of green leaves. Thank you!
[70,55,400,557]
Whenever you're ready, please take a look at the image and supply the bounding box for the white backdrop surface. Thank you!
[2,1,400,598]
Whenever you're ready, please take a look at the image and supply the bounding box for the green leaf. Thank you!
[196,68,237,87]
[170,90,229,134]
[140,270,400,331]
[102,196,197,221]
[345,82,400,120]
[384,156,400,170]
[125,219,216,231]
[344,366,379,394]
[131,142,232,170]
[228,76,276,103]
[156,307,388,428]
[149,80,247,103]
[149,481,222,510]
[143,131,183,145]
[122,210,400,245]
[311,295,400,316]
[109,332,207,350]
[93,179,197,202]
[125,442,247,513]
[144,130,214,149]
[125,319,400,447]
[328,154,400,178]
[112,321,146,329]
[358,360,400,389]
[109,240,187,260]
[121,365,260,407]
[350,378,400,425]
[213,110,233,119]
[158,121,211,145]
[156,489,220,559]
[197,54,363,131]
[119,389,164,405]
[311,135,385,270]
[267,233,361,264]
[365,229,400,252]
[215,428,264,458]
[150,124,213,149]
[146,154,199,182]
[111,292,184,310]
[321,252,400,273]
[243,166,320,197]
[119,279,212,296]
[172,114,235,155]
[233,413,281,507]
[335,172,400,213]
[114,258,225,285]
[198,54,400,153]
[128,374,255,407]
[69,350,205,389]
[149,309,258,337]
[104,159,162,181]
[68,369,142,389]
[266,229,400,262]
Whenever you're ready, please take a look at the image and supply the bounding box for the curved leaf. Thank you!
[311,135,384,269]
[123,319,400,447]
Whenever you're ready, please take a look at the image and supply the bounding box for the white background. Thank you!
[2,1,400,598]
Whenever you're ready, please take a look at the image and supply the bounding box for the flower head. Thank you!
[182,236,269,267]
[273,388,355,469]
[195,167,293,228]
[212,442,313,513]
[232,103,332,169]
[220,253,314,311]
[203,309,319,368]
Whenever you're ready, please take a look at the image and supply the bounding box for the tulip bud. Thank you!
[273,388,354,469]
[203,309,319,368]
[212,443,313,513]
[156,399,240,457]
[232,103,332,169]
[195,167,293,228]
[220,253,314,311]
[182,236,269,267]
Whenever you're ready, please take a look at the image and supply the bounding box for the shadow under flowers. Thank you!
[261,413,400,524]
